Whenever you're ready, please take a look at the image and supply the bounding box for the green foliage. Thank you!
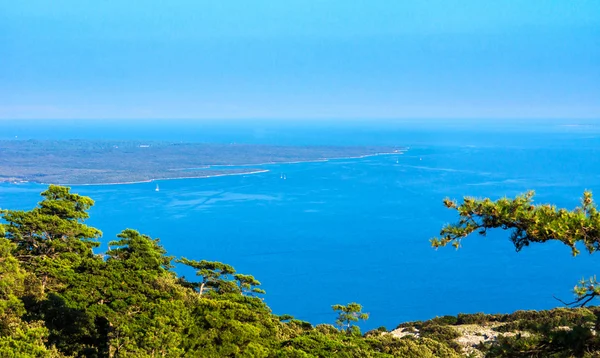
[456,312,494,325]
[395,317,463,354]
[1,185,102,297]
[419,325,461,352]
[477,308,600,357]
[332,302,369,333]
[10,185,600,357]
[394,307,600,357]
[177,258,235,295]
[4,185,102,251]
[278,314,295,322]
[369,336,462,358]
[0,238,61,357]
[429,315,459,326]
[277,328,463,358]
[432,190,600,256]
[184,294,279,357]
[432,190,600,356]
[234,274,266,296]
[0,320,62,358]
[433,191,600,306]
[177,257,266,299]
[2,186,464,357]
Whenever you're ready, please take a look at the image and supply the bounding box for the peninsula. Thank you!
[0,140,403,185]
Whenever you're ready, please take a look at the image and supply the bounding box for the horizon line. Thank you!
[1,117,600,121]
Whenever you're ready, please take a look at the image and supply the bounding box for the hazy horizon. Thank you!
[2,1,599,120]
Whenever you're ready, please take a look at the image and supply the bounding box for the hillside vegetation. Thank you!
[1,185,599,357]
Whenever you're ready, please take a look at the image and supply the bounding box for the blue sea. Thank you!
[1,119,600,331]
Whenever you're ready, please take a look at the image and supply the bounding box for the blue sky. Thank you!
[1,0,599,119]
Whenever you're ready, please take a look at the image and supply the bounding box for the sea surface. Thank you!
[1,119,600,331]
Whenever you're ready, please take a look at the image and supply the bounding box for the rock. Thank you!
[389,327,420,339]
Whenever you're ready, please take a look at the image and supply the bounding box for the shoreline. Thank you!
[47,169,272,187]
[190,149,406,168]
[3,150,406,187]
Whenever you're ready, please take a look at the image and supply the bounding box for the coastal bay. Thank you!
[2,125,599,332]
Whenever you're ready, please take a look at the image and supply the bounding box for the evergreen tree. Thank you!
[0,185,478,357]
[1,185,102,294]
[177,258,236,295]
[234,274,266,296]
[0,238,60,357]
[432,190,600,305]
[332,302,369,334]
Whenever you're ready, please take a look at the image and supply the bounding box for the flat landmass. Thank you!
[0,140,402,185]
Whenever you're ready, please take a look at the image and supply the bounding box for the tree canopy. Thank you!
[433,191,600,306]
[432,190,600,256]
[0,186,453,357]
[4,185,600,357]
[332,302,369,334]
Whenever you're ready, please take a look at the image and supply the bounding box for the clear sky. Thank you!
[1,0,599,120]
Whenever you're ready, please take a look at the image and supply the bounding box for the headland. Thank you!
[0,140,403,185]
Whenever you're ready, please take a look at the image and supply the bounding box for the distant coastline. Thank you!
[201,150,404,167]
[59,151,405,186]
[42,151,405,186]
[54,169,272,187]
[0,140,405,186]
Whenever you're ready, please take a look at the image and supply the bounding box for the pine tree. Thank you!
[432,190,600,306]
[332,302,369,334]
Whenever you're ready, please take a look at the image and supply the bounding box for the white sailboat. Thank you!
[155,184,160,192]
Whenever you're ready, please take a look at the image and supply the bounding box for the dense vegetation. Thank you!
[396,307,600,358]
[2,186,600,357]
[0,185,456,357]
[431,190,600,356]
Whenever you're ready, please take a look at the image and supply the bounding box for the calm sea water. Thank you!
[1,119,600,330]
